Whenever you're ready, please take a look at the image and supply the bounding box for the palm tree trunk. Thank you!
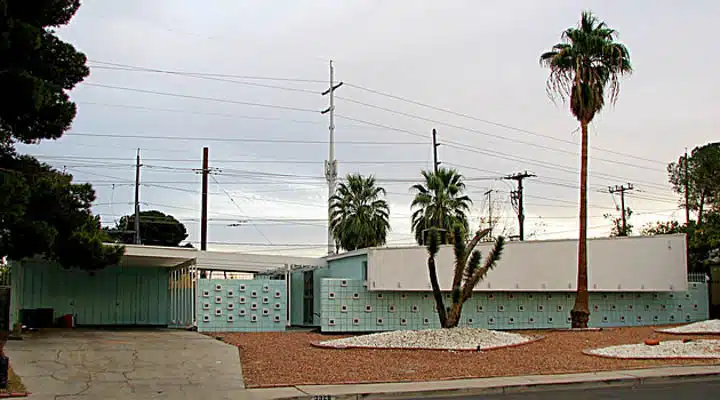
[428,256,448,327]
[571,120,590,329]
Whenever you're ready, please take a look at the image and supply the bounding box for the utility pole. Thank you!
[609,183,634,235]
[484,189,494,239]
[504,171,535,241]
[322,60,343,255]
[134,148,142,244]
[432,128,441,173]
[684,148,690,225]
[200,147,209,251]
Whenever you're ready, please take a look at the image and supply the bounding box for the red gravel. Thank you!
[217,327,720,388]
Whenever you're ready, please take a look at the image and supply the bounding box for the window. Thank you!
[361,261,368,281]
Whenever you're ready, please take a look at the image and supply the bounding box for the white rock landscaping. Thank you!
[317,328,536,350]
[655,319,720,335]
[586,339,720,359]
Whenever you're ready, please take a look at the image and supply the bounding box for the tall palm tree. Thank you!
[540,11,632,328]
[330,174,390,251]
[410,167,472,245]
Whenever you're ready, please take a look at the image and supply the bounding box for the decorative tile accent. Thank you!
[197,275,286,332]
[317,278,709,333]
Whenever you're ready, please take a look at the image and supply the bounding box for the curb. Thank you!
[654,330,720,336]
[582,348,720,360]
[250,368,720,400]
[310,335,545,352]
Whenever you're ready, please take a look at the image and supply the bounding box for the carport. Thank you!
[8,244,325,330]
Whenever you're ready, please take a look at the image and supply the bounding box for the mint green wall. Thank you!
[326,254,367,280]
[197,279,287,332]
[290,271,304,326]
[288,253,368,326]
[11,261,169,326]
[320,279,710,332]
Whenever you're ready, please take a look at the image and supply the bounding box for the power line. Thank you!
[88,64,321,95]
[89,60,327,83]
[83,83,320,113]
[210,175,273,245]
[343,82,667,166]
[63,132,427,145]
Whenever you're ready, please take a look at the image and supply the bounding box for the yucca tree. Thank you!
[330,174,390,251]
[540,11,632,328]
[426,225,505,328]
[411,168,472,245]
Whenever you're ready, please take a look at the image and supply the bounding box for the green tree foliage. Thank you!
[411,168,472,246]
[329,174,390,251]
[426,225,505,328]
[107,210,189,247]
[667,143,720,225]
[0,0,89,145]
[540,11,632,328]
[0,152,123,270]
[0,1,122,270]
[642,212,720,273]
[604,207,632,237]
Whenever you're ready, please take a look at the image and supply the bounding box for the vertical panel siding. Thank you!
[12,261,169,326]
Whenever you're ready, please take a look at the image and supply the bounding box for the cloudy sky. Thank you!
[19,0,719,256]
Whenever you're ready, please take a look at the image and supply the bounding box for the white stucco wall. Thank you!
[366,234,687,292]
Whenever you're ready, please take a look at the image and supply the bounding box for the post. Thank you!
[518,178,525,241]
[432,128,440,173]
[620,187,627,233]
[609,183,634,236]
[322,60,343,255]
[504,172,535,241]
[134,149,141,244]
[484,189,493,239]
[684,148,690,225]
[201,147,209,251]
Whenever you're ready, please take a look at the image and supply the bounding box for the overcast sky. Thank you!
[18,0,719,256]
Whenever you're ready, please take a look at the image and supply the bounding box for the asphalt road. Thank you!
[422,376,720,400]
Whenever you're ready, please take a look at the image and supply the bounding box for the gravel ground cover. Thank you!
[219,326,720,388]
[317,328,536,350]
[656,320,720,335]
[586,339,720,359]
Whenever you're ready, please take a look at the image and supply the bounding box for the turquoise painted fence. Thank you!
[197,279,286,332]
[320,279,710,332]
[10,261,169,326]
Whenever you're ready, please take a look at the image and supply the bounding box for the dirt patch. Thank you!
[219,326,720,388]
[2,367,28,396]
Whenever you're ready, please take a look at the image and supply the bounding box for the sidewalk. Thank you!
[242,365,720,400]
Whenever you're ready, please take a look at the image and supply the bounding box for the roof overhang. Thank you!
[119,244,198,268]
[114,244,326,273]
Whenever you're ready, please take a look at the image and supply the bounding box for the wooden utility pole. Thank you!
[201,147,209,251]
[609,183,634,235]
[684,148,690,225]
[133,149,142,244]
[432,128,440,173]
[504,171,535,241]
[484,189,494,239]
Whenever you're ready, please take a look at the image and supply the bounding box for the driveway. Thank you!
[5,329,246,399]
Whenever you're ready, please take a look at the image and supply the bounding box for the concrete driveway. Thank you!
[5,329,246,399]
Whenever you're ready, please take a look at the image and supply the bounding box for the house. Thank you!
[6,233,709,333]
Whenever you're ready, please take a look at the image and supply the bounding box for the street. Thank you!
[423,376,720,399]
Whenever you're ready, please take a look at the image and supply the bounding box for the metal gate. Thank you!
[169,261,197,328]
